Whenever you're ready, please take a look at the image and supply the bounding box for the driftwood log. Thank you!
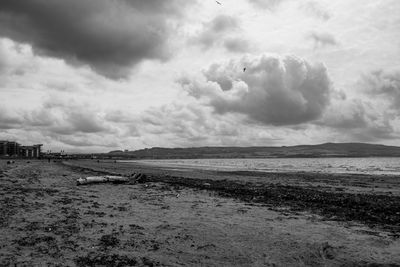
[130,173,147,183]
[76,176,129,185]
[76,173,147,186]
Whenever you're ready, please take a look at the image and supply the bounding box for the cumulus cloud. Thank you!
[42,100,110,135]
[249,0,287,10]
[308,32,338,48]
[134,101,285,148]
[140,103,216,143]
[0,38,36,76]
[319,68,400,141]
[341,115,397,142]
[192,15,249,52]
[10,97,111,138]
[0,108,22,129]
[105,110,135,124]
[317,81,400,142]
[320,100,368,130]
[354,122,397,141]
[223,38,251,53]
[0,97,122,150]
[361,69,400,109]
[302,1,331,21]
[179,55,332,126]
[0,0,191,79]
[54,134,119,148]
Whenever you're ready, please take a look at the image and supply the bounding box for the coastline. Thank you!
[1,159,400,266]
[63,160,400,233]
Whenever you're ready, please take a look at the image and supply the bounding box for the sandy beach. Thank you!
[1,159,400,266]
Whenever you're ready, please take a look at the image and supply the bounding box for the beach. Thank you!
[1,159,400,266]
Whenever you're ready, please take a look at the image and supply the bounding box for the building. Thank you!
[0,141,8,156]
[0,141,43,158]
[19,144,43,158]
[0,141,20,157]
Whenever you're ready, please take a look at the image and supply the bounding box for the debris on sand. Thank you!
[149,175,400,232]
[99,234,120,249]
[319,242,336,260]
[76,173,147,186]
[130,173,147,183]
[76,176,129,185]
[75,252,137,267]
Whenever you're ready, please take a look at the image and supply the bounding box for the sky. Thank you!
[0,0,400,153]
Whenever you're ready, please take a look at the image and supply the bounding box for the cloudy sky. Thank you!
[0,0,399,152]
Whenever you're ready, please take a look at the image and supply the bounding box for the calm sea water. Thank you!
[123,157,400,175]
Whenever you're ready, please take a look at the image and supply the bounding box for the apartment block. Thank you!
[0,141,43,158]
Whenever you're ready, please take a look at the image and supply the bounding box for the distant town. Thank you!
[1,140,108,160]
[0,140,74,159]
[3,141,400,160]
[0,140,43,158]
[0,140,84,159]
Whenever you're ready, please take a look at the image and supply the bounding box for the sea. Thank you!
[122,157,400,176]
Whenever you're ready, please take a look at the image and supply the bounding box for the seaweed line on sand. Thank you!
[62,162,400,234]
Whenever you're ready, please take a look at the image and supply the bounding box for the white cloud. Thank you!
[190,15,251,53]
[308,32,338,48]
[1,0,400,151]
[361,69,400,109]
[301,1,331,21]
[181,54,332,126]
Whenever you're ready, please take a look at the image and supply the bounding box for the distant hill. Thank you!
[107,143,400,159]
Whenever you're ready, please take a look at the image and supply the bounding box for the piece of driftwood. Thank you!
[76,175,129,185]
[130,173,147,183]
[76,173,148,186]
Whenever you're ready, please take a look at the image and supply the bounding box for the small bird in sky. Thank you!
[243,67,246,72]
[216,1,222,5]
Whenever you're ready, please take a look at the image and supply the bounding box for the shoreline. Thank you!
[1,159,400,266]
[62,160,400,234]
[117,157,400,177]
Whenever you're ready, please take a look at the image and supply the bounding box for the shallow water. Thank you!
[121,157,400,175]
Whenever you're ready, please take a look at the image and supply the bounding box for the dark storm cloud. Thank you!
[180,55,332,126]
[193,15,240,50]
[362,69,400,109]
[0,0,190,79]
[308,32,338,48]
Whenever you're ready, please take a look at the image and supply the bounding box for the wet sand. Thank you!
[1,159,400,266]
